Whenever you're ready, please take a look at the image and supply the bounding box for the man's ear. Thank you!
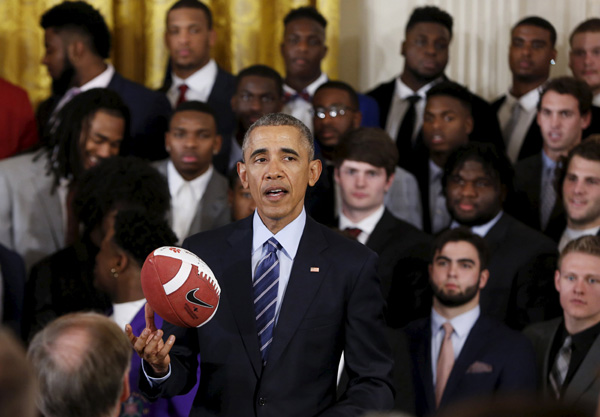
[308,159,322,187]
[238,161,249,189]
[478,269,490,289]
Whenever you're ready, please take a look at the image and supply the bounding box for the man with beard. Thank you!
[398,228,536,416]
[493,17,557,163]
[441,143,559,328]
[367,6,502,173]
[37,1,171,161]
[228,65,284,171]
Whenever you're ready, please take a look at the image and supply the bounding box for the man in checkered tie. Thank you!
[131,113,394,416]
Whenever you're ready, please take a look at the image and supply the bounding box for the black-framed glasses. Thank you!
[311,105,355,119]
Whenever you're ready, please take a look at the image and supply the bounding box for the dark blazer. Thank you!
[161,66,236,174]
[512,152,565,233]
[524,317,600,413]
[36,72,172,161]
[153,160,231,238]
[403,315,537,417]
[140,215,394,416]
[367,77,504,159]
[0,243,26,337]
[364,209,431,305]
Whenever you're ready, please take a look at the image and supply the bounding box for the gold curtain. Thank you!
[0,0,339,108]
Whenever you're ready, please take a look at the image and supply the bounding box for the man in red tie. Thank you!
[394,228,536,416]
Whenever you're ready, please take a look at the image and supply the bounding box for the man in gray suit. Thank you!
[0,89,128,272]
[154,101,230,243]
[524,235,600,413]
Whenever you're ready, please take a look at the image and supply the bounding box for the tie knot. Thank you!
[407,95,421,104]
[265,238,282,254]
[442,322,454,337]
[562,335,572,349]
[343,227,362,240]
[178,84,189,95]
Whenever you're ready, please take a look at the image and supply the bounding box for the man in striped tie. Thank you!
[130,112,394,416]
[525,235,600,414]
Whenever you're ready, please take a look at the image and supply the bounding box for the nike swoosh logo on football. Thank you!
[186,289,214,308]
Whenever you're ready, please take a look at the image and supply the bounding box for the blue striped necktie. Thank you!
[254,238,282,364]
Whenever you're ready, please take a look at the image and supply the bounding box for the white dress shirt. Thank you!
[593,93,600,107]
[497,86,542,163]
[430,305,480,384]
[386,77,441,144]
[111,298,147,333]
[282,72,328,132]
[450,211,503,237]
[167,161,213,243]
[559,226,600,252]
[166,59,218,108]
[339,205,385,245]
[52,64,115,117]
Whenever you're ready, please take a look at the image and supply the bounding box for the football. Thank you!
[141,246,221,328]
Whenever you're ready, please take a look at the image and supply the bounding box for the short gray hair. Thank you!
[28,313,132,417]
[241,113,315,161]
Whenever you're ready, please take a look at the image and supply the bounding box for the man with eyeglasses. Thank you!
[307,81,423,229]
[228,65,284,170]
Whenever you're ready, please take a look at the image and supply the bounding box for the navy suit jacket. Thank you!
[140,215,394,416]
[402,315,537,417]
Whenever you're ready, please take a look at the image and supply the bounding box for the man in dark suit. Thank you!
[153,101,230,243]
[569,19,600,108]
[445,143,559,329]
[129,113,394,416]
[513,77,592,234]
[524,235,600,414]
[37,1,172,161]
[161,0,235,173]
[332,127,431,303]
[399,228,536,416]
[367,6,503,173]
[492,17,557,163]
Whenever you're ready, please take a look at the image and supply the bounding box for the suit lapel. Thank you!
[265,218,329,368]
[32,162,63,249]
[482,213,509,254]
[220,218,262,376]
[565,332,600,401]
[541,319,561,394]
[366,209,394,253]
[190,171,222,234]
[416,320,436,412]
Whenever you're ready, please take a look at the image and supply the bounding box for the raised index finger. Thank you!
[145,303,158,333]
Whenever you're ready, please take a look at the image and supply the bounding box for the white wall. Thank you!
[339,0,600,101]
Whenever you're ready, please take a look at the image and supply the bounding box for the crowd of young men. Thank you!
[2,1,600,416]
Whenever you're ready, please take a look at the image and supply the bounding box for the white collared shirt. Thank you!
[339,205,385,245]
[430,305,480,384]
[282,72,328,132]
[167,59,218,108]
[498,86,542,163]
[167,161,213,242]
[386,76,442,144]
[593,93,600,107]
[111,298,147,333]
[53,64,116,116]
[559,226,600,252]
[252,208,306,324]
[450,211,504,237]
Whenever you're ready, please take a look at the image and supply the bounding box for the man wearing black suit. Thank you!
[399,228,536,416]
[492,17,557,164]
[367,6,502,173]
[129,113,394,416]
[445,143,559,329]
[332,127,431,303]
[37,1,172,161]
[524,236,600,414]
[161,0,236,173]
[514,77,592,234]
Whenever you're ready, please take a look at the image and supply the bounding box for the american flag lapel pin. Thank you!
[310,267,319,273]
